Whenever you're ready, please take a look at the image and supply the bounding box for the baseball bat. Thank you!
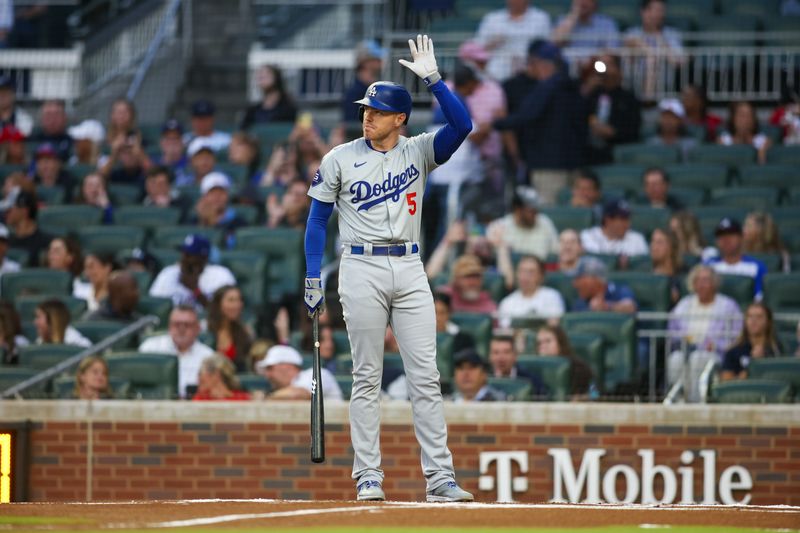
[310,311,325,463]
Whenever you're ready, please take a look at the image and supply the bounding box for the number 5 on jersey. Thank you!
[406,192,417,215]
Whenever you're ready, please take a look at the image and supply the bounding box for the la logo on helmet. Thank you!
[368,86,377,97]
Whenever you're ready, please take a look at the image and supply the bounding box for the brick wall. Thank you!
[4,401,799,504]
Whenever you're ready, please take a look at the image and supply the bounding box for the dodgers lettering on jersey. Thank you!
[308,132,438,245]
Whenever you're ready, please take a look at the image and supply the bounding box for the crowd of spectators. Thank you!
[1,0,799,403]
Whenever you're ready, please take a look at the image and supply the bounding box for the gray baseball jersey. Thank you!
[307,132,437,244]
[307,132,458,492]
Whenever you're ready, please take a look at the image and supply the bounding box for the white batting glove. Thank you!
[399,34,441,86]
[304,277,324,317]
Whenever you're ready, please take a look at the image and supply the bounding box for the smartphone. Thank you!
[296,112,313,130]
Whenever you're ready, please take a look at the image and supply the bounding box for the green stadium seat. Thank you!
[106,352,179,399]
[516,355,571,401]
[218,249,267,308]
[627,255,653,272]
[17,344,84,370]
[231,204,259,225]
[717,274,756,310]
[38,205,103,236]
[614,144,680,166]
[216,162,249,186]
[629,206,670,238]
[720,0,777,19]
[664,163,729,190]
[436,332,455,379]
[14,294,88,322]
[51,375,131,399]
[450,312,492,358]
[0,163,26,178]
[592,164,646,190]
[77,225,146,255]
[138,123,163,146]
[483,270,507,303]
[539,206,593,232]
[335,374,353,400]
[688,145,757,167]
[0,367,49,398]
[108,184,142,206]
[37,185,65,205]
[429,17,479,33]
[764,273,800,314]
[607,272,671,312]
[601,0,639,28]
[695,16,760,46]
[147,247,180,269]
[561,312,636,394]
[709,187,780,211]
[543,272,579,311]
[748,253,783,273]
[737,165,796,191]
[236,373,271,394]
[532,0,570,19]
[249,122,295,146]
[151,226,222,249]
[761,17,800,46]
[710,379,792,404]
[770,207,800,236]
[668,187,706,207]
[667,0,714,25]
[1,269,72,300]
[113,206,182,232]
[748,357,800,396]
[767,146,800,165]
[235,227,303,302]
[486,377,532,401]
[568,332,605,393]
[72,320,139,350]
[136,296,173,327]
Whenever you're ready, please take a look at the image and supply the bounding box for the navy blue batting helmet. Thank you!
[354,81,412,124]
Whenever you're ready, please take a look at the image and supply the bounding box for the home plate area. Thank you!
[1,500,799,531]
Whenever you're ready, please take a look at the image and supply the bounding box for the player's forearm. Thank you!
[304,199,334,278]
[430,80,472,164]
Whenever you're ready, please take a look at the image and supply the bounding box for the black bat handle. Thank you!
[311,312,325,463]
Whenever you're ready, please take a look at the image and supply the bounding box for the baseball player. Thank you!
[303,35,474,502]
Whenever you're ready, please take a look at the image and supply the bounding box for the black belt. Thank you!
[350,243,419,256]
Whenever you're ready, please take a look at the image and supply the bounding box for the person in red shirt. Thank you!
[206,285,253,372]
[192,354,250,401]
[436,254,497,314]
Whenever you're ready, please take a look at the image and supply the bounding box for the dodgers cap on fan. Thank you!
[179,234,211,256]
[715,217,742,236]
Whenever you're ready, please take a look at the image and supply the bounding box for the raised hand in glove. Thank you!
[398,34,441,86]
[304,277,324,316]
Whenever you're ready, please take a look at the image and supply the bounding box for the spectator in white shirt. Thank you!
[182,100,231,152]
[0,223,20,289]
[580,198,648,264]
[485,186,559,260]
[476,0,552,81]
[255,344,342,400]
[149,234,236,311]
[138,305,215,399]
[34,299,91,348]
[497,256,565,327]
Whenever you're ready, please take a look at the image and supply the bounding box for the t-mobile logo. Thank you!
[478,451,528,502]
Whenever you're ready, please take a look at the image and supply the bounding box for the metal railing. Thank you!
[0,315,159,400]
[126,0,182,100]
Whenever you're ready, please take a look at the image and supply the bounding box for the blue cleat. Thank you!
[356,480,385,501]
[426,481,474,502]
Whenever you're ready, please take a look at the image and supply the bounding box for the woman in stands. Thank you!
[0,303,28,365]
[105,98,139,146]
[717,101,771,164]
[681,84,722,142]
[649,227,683,305]
[206,285,252,372]
[669,211,705,259]
[73,355,113,400]
[34,299,91,347]
[239,65,297,131]
[742,212,790,273]
[46,236,82,278]
[228,132,262,185]
[535,324,594,398]
[72,253,115,312]
[76,173,114,223]
[192,354,250,401]
[721,302,783,381]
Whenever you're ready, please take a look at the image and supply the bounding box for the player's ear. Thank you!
[396,113,407,127]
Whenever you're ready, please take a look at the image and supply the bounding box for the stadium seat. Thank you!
[77,225,146,255]
[113,206,182,232]
[123,268,153,293]
[235,227,303,302]
[747,253,782,273]
[151,226,222,249]
[14,294,88,322]
[770,207,800,237]
[236,373,271,394]
[629,206,670,238]
[664,164,729,190]
[38,205,103,236]
[688,145,757,167]
[710,379,792,404]
[668,187,706,207]
[695,16,760,46]
[216,162,249,186]
[1,269,72,301]
[487,377,532,401]
[737,165,796,193]
[516,355,571,401]
[450,312,492,358]
[607,272,671,312]
[106,352,179,399]
[484,270,507,302]
[709,187,780,211]
[148,247,180,269]
[543,272,579,311]
[767,146,800,165]
[592,164,646,190]
[561,312,636,394]
[763,273,800,314]
[231,204,259,225]
[0,367,49,398]
[567,332,604,393]
[0,163,26,179]
[539,206,593,232]
[17,344,84,370]
[436,331,455,379]
[667,0,714,26]
[37,185,65,205]
[429,17,479,33]
[218,249,267,308]
[613,144,680,166]
[136,296,173,327]
[720,0,775,19]
[601,0,640,28]
[108,184,142,206]
[748,357,800,397]
[248,122,295,146]
[51,375,131,399]
[335,374,353,400]
[72,320,139,350]
[716,274,756,310]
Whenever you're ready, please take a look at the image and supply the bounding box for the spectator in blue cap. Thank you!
[704,217,767,301]
[571,255,637,313]
[149,233,236,311]
[184,99,231,152]
[493,40,587,206]
[154,119,190,184]
[580,198,648,265]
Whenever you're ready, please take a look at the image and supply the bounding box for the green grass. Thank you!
[0,527,794,533]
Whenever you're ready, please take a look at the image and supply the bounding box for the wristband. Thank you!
[423,72,442,86]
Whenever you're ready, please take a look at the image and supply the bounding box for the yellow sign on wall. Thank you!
[0,433,10,503]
